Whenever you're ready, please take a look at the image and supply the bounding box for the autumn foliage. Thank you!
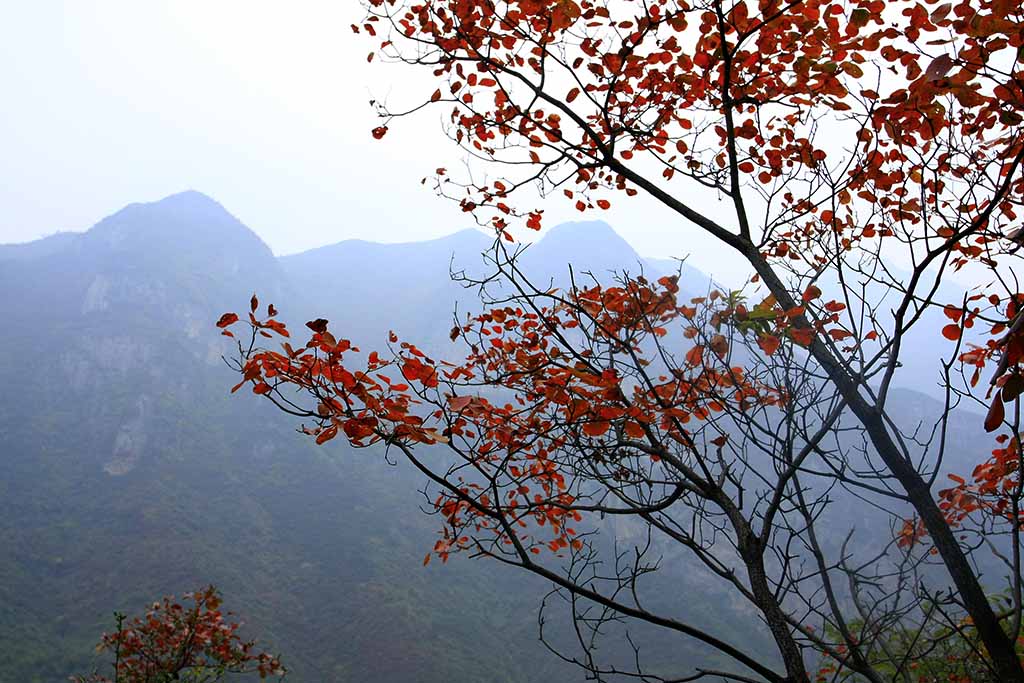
[72,586,284,683]
[222,0,1024,681]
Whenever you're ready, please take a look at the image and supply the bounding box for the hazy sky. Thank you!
[0,2,746,280]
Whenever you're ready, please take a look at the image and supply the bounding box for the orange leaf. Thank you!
[709,334,729,358]
[623,421,645,438]
[758,334,781,356]
[315,426,339,444]
[685,345,704,366]
[790,327,814,346]
[943,305,963,322]
[802,285,822,303]
[449,395,474,411]
[984,392,1005,433]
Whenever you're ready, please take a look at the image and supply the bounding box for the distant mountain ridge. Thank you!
[278,216,704,347]
[0,231,81,262]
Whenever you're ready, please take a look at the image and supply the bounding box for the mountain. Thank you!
[521,219,650,280]
[0,231,80,262]
[280,228,492,346]
[280,219,706,345]
[0,192,996,682]
[0,193,762,682]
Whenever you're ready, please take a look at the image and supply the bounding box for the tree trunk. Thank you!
[739,533,808,683]
[748,254,1024,682]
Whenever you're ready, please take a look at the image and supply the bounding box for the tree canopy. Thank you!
[220,1,1024,681]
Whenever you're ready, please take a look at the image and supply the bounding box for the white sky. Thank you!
[0,1,746,281]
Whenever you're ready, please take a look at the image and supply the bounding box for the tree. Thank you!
[218,0,1024,681]
[71,586,285,683]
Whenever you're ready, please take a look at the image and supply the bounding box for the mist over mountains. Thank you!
[0,191,987,682]
[0,192,735,682]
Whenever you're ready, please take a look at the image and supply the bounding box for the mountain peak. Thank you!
[526,220,641,278]
[536,220,635,254]
[84,190,267,255]
[151,189,226,210]
[541,219,617,238]
[112,190,235,227]
[54,191,286,307]
[439,227,493,245]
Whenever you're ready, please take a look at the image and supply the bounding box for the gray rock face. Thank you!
[104,396,149,476]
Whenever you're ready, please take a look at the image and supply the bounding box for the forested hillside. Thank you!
[0,192,772,682]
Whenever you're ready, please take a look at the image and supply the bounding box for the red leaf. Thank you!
[306,318,330,334]
[449,395,474,411]
[217,312,239,328]
[623,421,645,438]
[582,420,610,437]
[371,126,388,140]
[984,392,1005,432]
[685,345,704,366]
[802,285,822,303]
[320,330,338,349]
[402,357,425,381]
[758,334,781,356]
[343,417,378,440]
[790,327,814,346]
[1003,373,1024,401]
[828,329,852,341]
[709,334,729,358]
[924,54,955,82]
[316,425,339,444]
[941,324,961,341]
